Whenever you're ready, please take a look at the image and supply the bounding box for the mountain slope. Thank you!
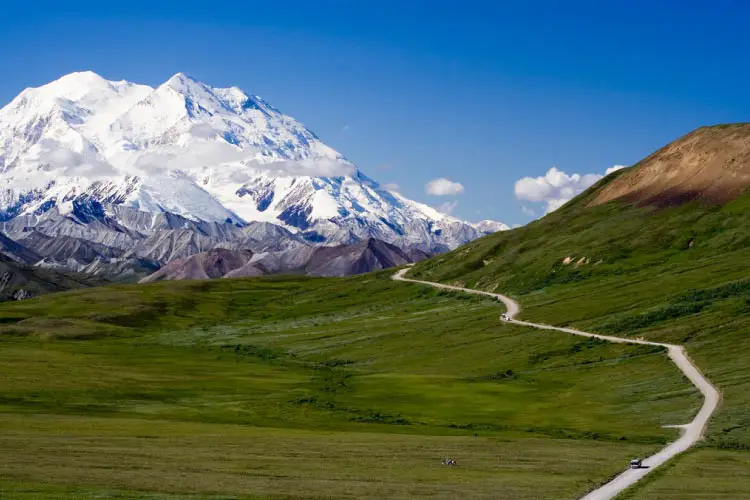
[0,251,105,301]
[411,123,750,293]
[409,123,750,487]
[591,123,750,207]
[228,237,424,278]
[140,248,254,282]
[0,71,505,258]
[303,238,417,276]
[140,238,427,281]
[17,230,121,264]
[0,231,41,264]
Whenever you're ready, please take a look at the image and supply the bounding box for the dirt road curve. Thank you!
[393,268,720,500]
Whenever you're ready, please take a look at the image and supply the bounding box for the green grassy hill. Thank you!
[410,125,750,498]
[0,271,696,499]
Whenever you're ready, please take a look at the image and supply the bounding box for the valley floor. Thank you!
[0,414,651,500]
[0,272,699,499]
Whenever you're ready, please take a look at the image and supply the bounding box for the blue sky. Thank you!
[2,1,749,225]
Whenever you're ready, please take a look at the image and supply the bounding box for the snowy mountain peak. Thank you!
[161,73,255,111]
[0,72,506,254]
[35,71,111,96]
[22,71,149,107]
[472,220,510,233]
[162,72,214,101]
[165,72,194,84]
[48,70,110,86]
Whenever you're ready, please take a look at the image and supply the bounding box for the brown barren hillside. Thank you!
[139,249,254,282]
[590,123,750,207]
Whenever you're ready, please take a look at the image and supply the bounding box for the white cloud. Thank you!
[514,165,626,214]
[252,157,356,178]
[521,205,536,217]
[425,177,464,196]
[38,140,119,180]
[189,123,219,139]
[31,133,359,194]
[382,182,400,192]
[606,165,627,175]
[131,142,356,180]
[341,124,350,133]
[545,197,571,213]
[436,200,459,214]
[130,138,247,177]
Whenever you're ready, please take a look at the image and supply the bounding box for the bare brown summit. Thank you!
[590,123,750,208]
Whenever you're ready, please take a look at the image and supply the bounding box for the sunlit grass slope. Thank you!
[0,271,696,499]
[411,156,750,497]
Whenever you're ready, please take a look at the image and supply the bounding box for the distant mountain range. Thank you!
[0,249,105,301]
[141,238,428,283]
[0,71,507,282]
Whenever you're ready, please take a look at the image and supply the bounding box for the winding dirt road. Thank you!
[393,268,720,500]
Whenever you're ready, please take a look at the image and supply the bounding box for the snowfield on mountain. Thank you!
[0,71,507,262]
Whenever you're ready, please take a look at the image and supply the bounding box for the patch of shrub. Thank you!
[676,279,750,303]
[528,338,607,364]
[293,396,318,405]
[221,343,283,361]
[600,302,710,334]
[321,359,355,368]
[350,412,411,425]
[468,369,517,382]
[316,369,353,394]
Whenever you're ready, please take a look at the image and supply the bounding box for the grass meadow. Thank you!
[0,271,698,499]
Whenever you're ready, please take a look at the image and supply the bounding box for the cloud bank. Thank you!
[436,200,459,215]
[515,165,626,214]
[425,177,464,196]
[38,140,119,180]
[251,157,357,178]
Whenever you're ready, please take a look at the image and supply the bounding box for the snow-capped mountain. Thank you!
[0,71,506,266]
[471,220,510,233]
